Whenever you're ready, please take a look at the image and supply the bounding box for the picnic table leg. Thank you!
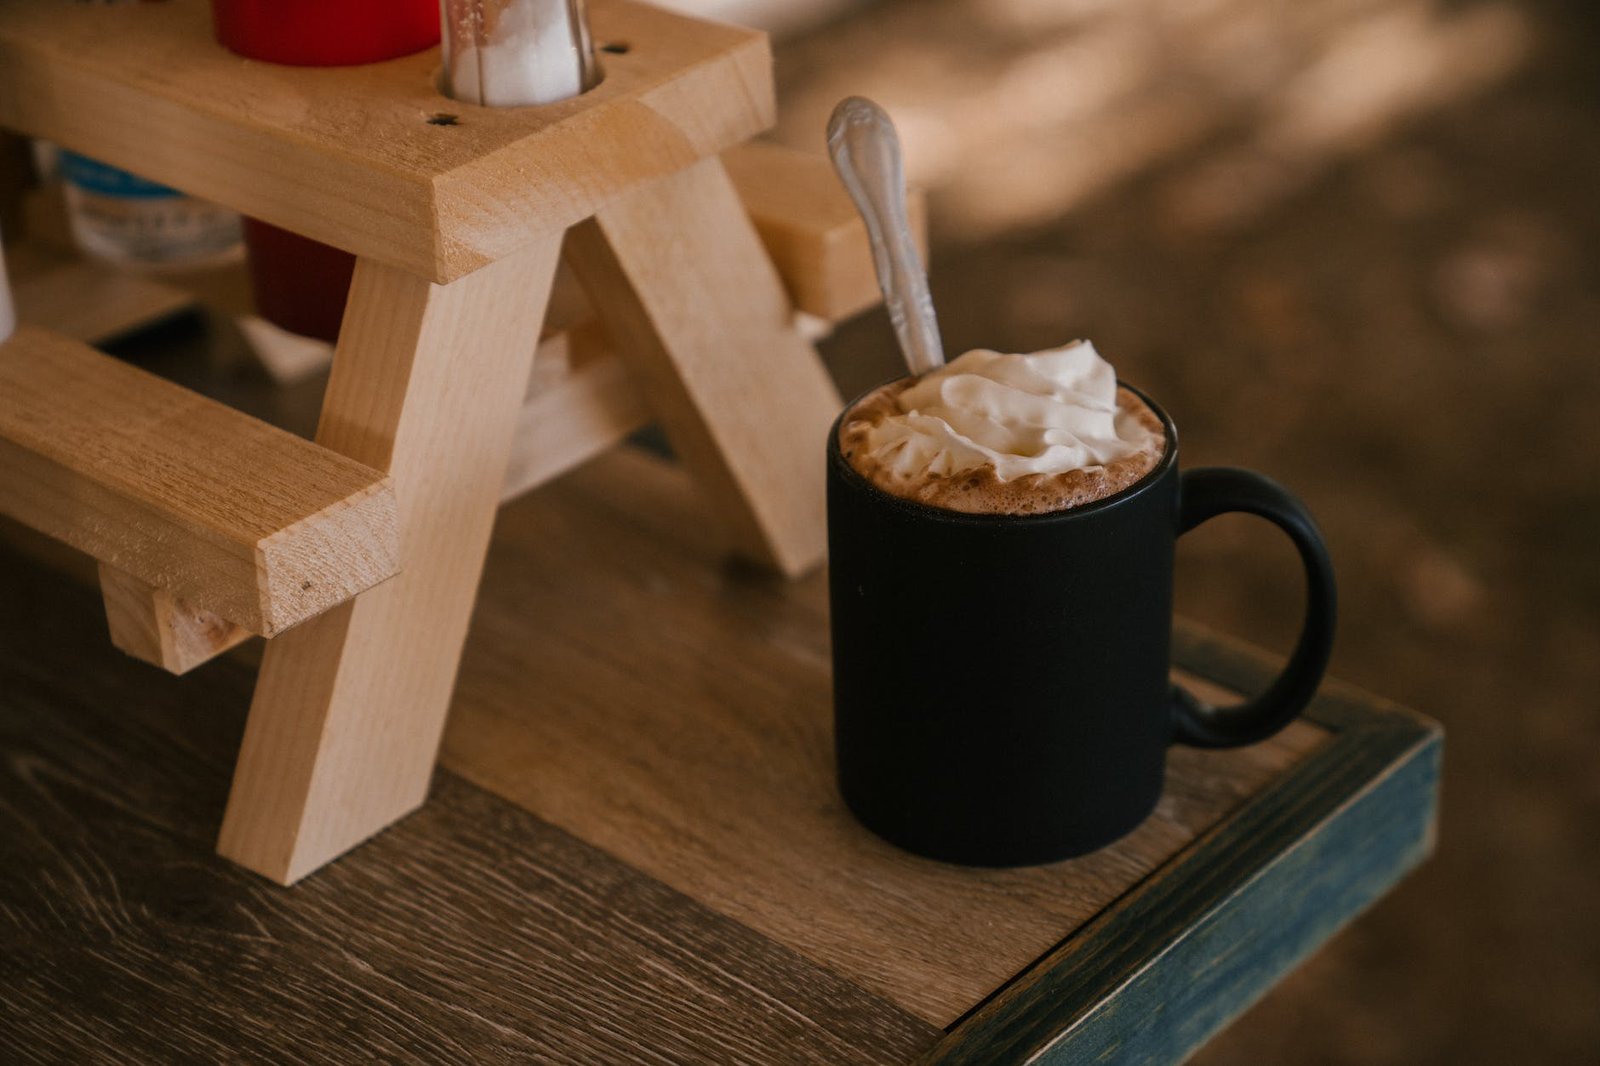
[565,156,842,578]
[217,238,562,885]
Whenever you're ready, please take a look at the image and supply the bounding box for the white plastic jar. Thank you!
[52,148,243,271]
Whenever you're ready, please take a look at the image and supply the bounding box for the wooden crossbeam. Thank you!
[0,325,399,635]
[501,321,647,503]
[99,564,251,675]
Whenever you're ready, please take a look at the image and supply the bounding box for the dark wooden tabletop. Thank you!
[0,442,1438,1064]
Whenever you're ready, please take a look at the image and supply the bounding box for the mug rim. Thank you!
[827,379,1179,526]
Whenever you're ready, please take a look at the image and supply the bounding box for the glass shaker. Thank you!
[440,0,600,107]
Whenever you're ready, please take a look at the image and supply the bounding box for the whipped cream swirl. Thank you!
[860,341,1161,481]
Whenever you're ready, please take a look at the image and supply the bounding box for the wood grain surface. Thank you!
[0,548,939,1065]
[0,325,399,635]
[0,0,774,282]
[440,446,1330,1027]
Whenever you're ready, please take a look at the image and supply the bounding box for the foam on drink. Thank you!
[838,340,1166,515]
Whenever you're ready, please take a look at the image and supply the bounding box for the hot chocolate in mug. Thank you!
[827,378,1336,866]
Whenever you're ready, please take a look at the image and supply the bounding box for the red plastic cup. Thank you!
[211,0,440,340]
[211,0,438,68]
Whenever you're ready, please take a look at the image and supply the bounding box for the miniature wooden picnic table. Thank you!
[0,0,859,884]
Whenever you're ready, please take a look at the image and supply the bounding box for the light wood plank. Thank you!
[566,156,841,576]
[217,240,561,885]
[441,447,1333,1027]
[723,140,928,322]
[99,563,250,675]
[0,325,399,635]
[0,0,773,283]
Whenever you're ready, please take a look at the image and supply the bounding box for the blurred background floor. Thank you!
[763,0,1599,1062]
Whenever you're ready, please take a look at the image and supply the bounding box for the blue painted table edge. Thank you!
[928,622,1442,1065]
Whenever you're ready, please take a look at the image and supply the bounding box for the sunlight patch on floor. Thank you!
[774,0,1532,241]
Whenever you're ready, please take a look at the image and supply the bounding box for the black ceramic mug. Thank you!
[827,384,1336,865]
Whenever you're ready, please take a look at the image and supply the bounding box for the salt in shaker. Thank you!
[440,0,600,107]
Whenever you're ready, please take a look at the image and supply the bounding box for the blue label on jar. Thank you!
[58,150,180,200]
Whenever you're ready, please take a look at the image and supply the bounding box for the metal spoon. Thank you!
[827,97,944,376]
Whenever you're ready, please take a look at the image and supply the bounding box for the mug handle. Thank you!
[1169,467,1337,748]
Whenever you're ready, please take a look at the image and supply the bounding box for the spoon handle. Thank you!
[827,97,944,376]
